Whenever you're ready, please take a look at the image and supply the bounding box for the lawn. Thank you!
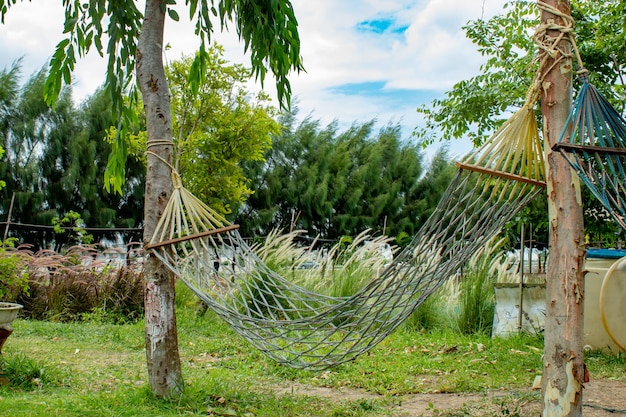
[1,285,624,417]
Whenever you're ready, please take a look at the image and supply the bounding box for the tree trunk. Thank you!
[137,0,183,397]
[539,1,585,415]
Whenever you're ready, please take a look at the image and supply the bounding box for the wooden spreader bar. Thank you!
[145,224,240,250]
[553,143,626,156]
[456,162,546,188]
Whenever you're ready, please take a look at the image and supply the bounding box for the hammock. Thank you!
[553,78,626,231]
[146,101,545,370]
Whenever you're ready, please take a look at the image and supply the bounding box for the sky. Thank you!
[0,0,506,162]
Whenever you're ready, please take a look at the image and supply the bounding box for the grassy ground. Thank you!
[0,286,624,416]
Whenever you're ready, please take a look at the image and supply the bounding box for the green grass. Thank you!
[0,285,623,416]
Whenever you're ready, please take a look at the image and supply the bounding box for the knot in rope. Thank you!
[533,1,585,76]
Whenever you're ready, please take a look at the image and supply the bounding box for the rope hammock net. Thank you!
[554,77,626,231]
[145,95,546,370]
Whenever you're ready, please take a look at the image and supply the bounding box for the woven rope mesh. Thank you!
[149,103,545,370]
[555,79,626,231]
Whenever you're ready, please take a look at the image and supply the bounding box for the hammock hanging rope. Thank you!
[145,95,545,370]
[553,77,626,231]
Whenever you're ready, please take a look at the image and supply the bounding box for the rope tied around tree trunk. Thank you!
[146,150,183,189]
[534,0,587,79]
[146,139,173,150]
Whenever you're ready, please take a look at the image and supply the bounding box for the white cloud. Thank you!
[0,0,507,160]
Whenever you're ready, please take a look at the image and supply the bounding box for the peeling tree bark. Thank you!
[539,1,585,416]
[137,0,183,397]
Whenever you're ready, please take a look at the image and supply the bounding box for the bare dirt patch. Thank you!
[274,378,626,416]
[582,379,626,416]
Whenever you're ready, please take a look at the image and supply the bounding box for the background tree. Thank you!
[43,87,145,242]
[403,147,457,235]
[167,47,279,215]
[116,48,280,218]
[0,59,19,166]
[80,89,145,232]
[239,111,441,241]
[0,65,144,249]
[0,65,78,247]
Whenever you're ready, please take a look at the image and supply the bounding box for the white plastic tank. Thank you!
[584,249,626,353]
[492,248,626,353]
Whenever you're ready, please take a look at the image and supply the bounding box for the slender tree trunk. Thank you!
[137,0,183,397]
[539,1,585,415]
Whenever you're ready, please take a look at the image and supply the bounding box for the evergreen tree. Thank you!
[0,67,144,248]
[0,67,77,247]
[240,111,435,241]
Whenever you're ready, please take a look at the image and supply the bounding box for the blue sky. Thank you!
[356,16,409,35]
[328,81,441,111]
[0,0,505,161]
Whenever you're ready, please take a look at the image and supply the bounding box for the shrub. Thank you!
[252,228,397,299]
[403,289,446,332]
[0,245,29,302]
[96,266,144,324]
[454,263,496,335]
[16,245,145,323]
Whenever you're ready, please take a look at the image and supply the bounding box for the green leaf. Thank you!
[188,43,208,95]
[188,0,197,20]
[104,126,128,196]
[168,8,179,22]
[63,17,78,33]
[62,66,72,85]
[56,38,71,49]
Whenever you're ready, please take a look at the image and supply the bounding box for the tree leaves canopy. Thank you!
[414,0,625,147]
[168,46,280,214]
